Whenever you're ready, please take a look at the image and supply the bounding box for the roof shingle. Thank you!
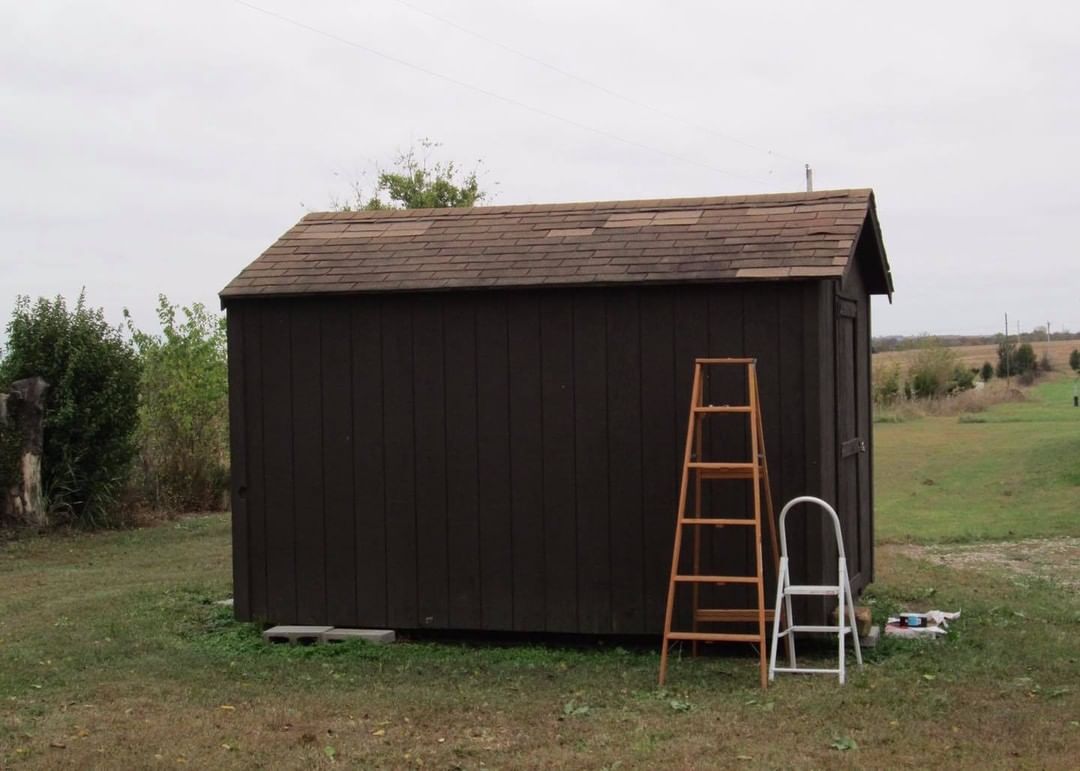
[221,188,887,299]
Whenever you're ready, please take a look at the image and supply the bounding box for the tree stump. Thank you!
[1,377,49,527]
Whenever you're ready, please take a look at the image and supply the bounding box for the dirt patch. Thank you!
[887,537,1080,591]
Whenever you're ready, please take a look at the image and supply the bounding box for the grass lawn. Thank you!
[875,375,1080,542]
[1,377,1078,768]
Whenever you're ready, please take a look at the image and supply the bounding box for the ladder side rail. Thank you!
[748,363,768,689]
[778,495,846,559]
[767,556,788,681]
[658,363,705,685]
[755,403,781,574]
[837,556,846,684]
[691,411,704,656]
[844,561,864,669]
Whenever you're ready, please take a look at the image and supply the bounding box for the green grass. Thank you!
[0,378,1078,768]
[875,375,1080,543]
[0,517,1076,768]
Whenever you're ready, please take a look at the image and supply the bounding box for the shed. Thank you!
[221,188,892,634]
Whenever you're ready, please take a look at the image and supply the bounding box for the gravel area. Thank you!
[890,537,1080,591]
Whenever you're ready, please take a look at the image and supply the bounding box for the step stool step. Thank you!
[320,628,396,645]
[262,625,333,644]
[783,584,842,596]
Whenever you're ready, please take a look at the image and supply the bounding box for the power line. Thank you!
[391,0,806,168]
[230,0,770,183]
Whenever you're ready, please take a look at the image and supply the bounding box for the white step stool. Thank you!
[768,496,863,684]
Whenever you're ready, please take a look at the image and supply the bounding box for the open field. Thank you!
[874,375,1080,542]
[1,379,1079,768]
[874,337,1080,371]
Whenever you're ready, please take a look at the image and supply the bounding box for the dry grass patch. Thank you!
[890,538,1080,592]
[874,338,1080,371]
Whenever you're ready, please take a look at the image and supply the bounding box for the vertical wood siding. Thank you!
[229,280,864,633]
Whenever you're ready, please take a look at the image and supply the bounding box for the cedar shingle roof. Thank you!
[220,188,891,299]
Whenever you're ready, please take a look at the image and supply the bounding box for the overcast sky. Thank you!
[2,0,1077,337]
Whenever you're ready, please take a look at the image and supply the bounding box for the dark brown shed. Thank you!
[221,188,892,634]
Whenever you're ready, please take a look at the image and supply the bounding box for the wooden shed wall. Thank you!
[227,280,854,634]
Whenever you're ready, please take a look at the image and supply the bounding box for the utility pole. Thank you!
[805,164,813,192]
[1005,312,1011,389]
[1047,321,1052,367]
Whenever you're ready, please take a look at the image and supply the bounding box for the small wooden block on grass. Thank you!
[262,625,333,644]
[320,628,396,645]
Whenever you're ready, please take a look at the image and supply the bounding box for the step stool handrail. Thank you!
[778,495,846,561]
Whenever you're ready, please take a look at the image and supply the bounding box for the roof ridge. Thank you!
[304,188,873,222]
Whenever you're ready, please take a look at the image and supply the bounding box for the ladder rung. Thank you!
[778,625,850,635]
[772,667,841,675]
[693,405,752,413]
[667,631,763,643]
[695,608,775,623]
[695,358,756,365]
[678,517,756,527]
[688,462,758,480]
[674,574,759,584]
[783,585,842,596]
[688,462,755,471]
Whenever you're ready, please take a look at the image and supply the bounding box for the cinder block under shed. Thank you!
[321,628,396,645]
[262,625,332,644]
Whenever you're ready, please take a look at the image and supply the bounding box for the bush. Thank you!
[0,294,140,526]
[1070,349,1080,372]
[907,343,964,398]
[997,341,1037,378]
[1038,352,1053,372]
[872,362,902,406]
[1015,343,1037,375]
[951,366,976,393]
[980,361,994,382]
[128,297,229,512]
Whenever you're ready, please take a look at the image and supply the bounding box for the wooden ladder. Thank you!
[658,358,781,689]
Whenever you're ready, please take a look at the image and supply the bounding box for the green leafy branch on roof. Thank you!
[332,138,491,211]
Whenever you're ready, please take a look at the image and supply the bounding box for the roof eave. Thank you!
[841,194,893,301]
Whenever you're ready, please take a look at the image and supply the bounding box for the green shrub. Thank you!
[1070,349,1080,372]
[997,341,1037,378]
[0,293,140,526]
[907,343,961,398]
[951,366,975,393]
[1015,343,1037,375]
[128,297,228,512]
[980,361,994,382]
[872,362,902,406]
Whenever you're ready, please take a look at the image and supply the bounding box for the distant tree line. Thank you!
[874,337,1062,409]
[873,330,1079,353]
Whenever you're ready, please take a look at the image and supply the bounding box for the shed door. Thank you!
[835,295,866,583]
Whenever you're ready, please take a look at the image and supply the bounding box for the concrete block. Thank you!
[320,628,396,645]
[215,598,234,607]
[832,605,873,637]
[262,625,333,644]
[859,625,881,649]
